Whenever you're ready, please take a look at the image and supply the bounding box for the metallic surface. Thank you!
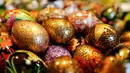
[12,20,49,54]
[44,18,75,44]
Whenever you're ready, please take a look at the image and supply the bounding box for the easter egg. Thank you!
[85,23,119,53]
[74,45,103,73]
[47,56,84,73]
[44,45,71,64]
[12,20,49,54]
[1,9,35,31]
[5,50,48,73]
[44,18,75,44]
[120,31,130,42]
[68,11,101,33]
[37,7,65,24]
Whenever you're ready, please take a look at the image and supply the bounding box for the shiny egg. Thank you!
[44,18,75,44]
[12,20,49,54]
[5,50,48,73]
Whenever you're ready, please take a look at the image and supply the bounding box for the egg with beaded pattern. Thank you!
[85,23,119,53]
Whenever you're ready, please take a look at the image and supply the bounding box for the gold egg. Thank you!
[12,20,49,54]
[44,18,75,44]
[120,31,130,42]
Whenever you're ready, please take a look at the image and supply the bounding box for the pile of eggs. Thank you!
[0,3,130,73]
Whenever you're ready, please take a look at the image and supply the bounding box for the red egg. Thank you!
[85,23,119,53]
[74,45,103,73]
[68,11,101,33]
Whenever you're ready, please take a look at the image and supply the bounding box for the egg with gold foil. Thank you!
[120,31,130,42]
[37,7,65,24]
[85,23,119,53]
[11,20,49,54]
[46,56,84,73]
[1,9,35,31]
[68,11,101,33]
[74,45,103,73]
[44,18,75,44]
[5,50,48,73]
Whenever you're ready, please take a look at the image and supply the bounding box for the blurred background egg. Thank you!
[68,11,101,34]
[5,50,48,73]
[120,31,130,42]
[44,18,75,44]
[37,7,66,24]
[0,9,35,32]
[74,45,103,73]
[85,23,119,53]
[46,56,84,73]
[44,45,71,64]
[11,20,49,54]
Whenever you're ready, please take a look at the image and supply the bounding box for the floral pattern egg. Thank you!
[5,50,48,73]
[0,9,35,31]
[74,45,103,73]
[68,11,101,33]
[85,23,119,53]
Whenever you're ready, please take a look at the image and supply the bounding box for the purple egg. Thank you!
[44,45,71,64]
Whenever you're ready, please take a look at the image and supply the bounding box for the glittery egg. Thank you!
[5,50,48,73]
[12,20,49,54]
[44,18,75,44]
[44,45,71,64]
[1,9,35,31]
[85,23,119,53]
[47,56,84,73]
[120,31,130,42]
[68,11,101,33]
[74,45,103,73]
[37,7,65,24]
[100,6,123,25]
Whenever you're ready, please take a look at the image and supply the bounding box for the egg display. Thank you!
[120,31,130,42]
[85,23,119,53]
[12,20,49,54]
[5,50,48,73]
[68,11,101,33]
[44,18,75,44]
[74,45,103,73]
[47,56,84,73]
[37,7,65,24]
[1,9,35,31]
[44,45,71,64]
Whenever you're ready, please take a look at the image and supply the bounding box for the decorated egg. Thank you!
[68,11,101,33]
[100,6,123,25]
[120,31,130,42]
[1,9,35,31]
[47,56,84,73]
[85,23,119,53]
[0,34,14,73]
[12,20,49,54]
[44,45,71,64]
[5,50,48,73]
[44,18,75,44]
[74,45,103,73]
[37,7,65,24]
